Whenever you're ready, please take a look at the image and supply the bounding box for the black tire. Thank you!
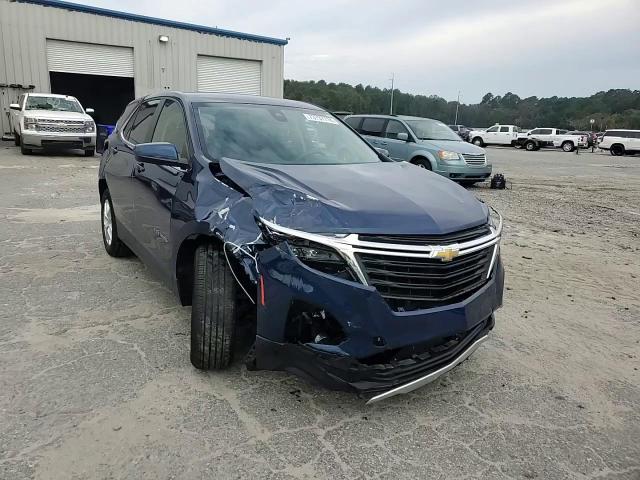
[459,180,478,187]
[84,148,95,157]
[472,137,484,147]
[20,143,31,155]
[561,141,574,152]
[610,144,625,156]
[525,141,536,151]
[100,189,132,257]
[14,131,20,146]
[412,157,432,170]
[191,243,237,370]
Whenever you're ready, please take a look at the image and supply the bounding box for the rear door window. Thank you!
[126,100,162,144]
[538,129,553,135]
[360,117,386,137]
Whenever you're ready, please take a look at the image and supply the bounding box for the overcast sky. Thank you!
[80,0,638,103]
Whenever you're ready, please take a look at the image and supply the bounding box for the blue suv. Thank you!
[345,114,492,185]
[99,93,504,403]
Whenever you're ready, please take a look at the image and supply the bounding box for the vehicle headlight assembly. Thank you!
[258,219,356,281]
[23,117,38,130]
[84,121,96,133]
[488,207,503,236]
[437,150,461,161]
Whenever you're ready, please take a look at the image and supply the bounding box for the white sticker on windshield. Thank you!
[303,113,339,125]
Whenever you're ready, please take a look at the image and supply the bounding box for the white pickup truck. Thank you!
[515,128,588,152]
[469,125,519,147]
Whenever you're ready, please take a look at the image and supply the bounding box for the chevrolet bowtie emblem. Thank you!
[433,247,460,262]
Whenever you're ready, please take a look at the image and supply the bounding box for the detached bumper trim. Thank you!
[365,333,489,404]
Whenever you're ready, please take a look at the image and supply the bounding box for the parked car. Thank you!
[448,124,472,142]
[345,114,492,185]
[515,128,588,152]
[469,125,519,147]
[9,93,96,156]
[99,93,504,403]
[598,129,640,156]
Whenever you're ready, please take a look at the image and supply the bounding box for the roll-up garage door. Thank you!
[197,56,261,95]
[46,39,134,77]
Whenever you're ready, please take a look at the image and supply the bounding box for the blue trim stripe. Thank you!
[18,0,289,46]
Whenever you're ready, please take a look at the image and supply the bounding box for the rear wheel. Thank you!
[472,137,484,147]
[412,157,432,170]
[190,243,237,370]
[525,141,536,151]
[101,190,132,257]
[13,131,20,146]
[561,141,574,152]
[610,144,625,156]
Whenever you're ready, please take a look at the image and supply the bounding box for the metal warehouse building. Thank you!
[0,0,287,136]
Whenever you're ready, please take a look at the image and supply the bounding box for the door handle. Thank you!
[135,162,145,173]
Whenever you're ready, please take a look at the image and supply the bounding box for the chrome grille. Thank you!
[357,247,494,311]
[36,124,86,133]
[462,153,486,165]
[359,224,491,246]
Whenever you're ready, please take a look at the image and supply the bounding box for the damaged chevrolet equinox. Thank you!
[99,93,504,403]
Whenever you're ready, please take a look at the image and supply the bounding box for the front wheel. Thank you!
[412,158,432,170]
[13,131,20,146]
[191,244,237,370]
[20,144,31,155]
[472,137,484,147]
[84,148,95,157]
[561,141,574,152]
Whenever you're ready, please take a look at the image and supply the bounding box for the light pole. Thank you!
[389,73,395,115]
[454,91,461,124]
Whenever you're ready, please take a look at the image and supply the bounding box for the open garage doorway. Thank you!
[49,72,134,126]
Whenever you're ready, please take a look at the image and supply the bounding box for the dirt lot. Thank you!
[0,142,638,480]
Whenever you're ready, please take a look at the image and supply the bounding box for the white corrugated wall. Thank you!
[0,0,285,131]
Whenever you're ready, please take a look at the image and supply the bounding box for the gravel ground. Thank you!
[0,142,638,480]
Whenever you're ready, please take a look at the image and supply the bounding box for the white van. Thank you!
[598,129,640,156]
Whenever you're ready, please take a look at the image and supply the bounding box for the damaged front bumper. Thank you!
[252,243,504,402]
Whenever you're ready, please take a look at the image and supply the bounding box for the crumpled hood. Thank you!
[24,110,92,121]
[418,138,485,155]
[219,158,489,235]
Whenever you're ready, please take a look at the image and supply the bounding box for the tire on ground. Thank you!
[411,157,432,170]
[191,243,237,370]
[100,189,132,257]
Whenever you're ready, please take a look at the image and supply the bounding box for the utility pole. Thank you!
[454,91,461,124]
[389,73,394,115]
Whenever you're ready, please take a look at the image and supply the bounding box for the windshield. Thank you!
[25,96,83,113]
[404,118,461,141]
[195,103,381,165]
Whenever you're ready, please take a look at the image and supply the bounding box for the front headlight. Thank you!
[84,121,95,133]
[488,207,503,235]
[437,150,461,161]
[23,117,37,130]
[258,219,357,281]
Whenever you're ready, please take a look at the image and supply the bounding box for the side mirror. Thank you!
[396,132,409,142]
[9,103,20,110]
[134,142,179,165]
[85,108,95,114]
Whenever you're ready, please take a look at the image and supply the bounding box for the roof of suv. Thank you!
[346,114,439,122]
[147,92,322,110]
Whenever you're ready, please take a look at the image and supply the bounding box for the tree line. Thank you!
[284,79,640,131]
